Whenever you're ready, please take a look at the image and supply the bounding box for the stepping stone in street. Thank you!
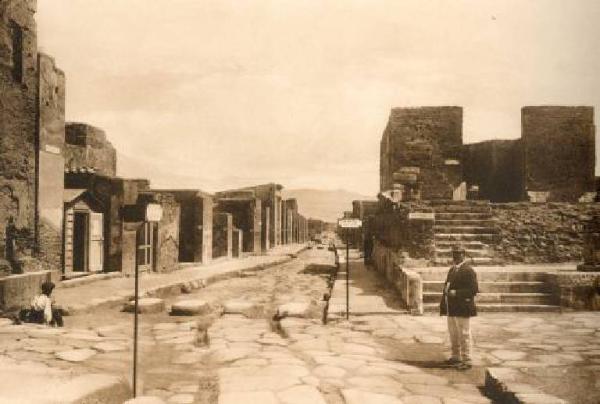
[171,299,210,316]
[124,298,165,314]
[276,302,310,319]
[223,300,262,318]
[55,348,97,362]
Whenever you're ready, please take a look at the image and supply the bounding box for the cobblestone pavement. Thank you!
[1,248,599,403]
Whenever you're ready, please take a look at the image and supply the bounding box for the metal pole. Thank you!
[133,238,139,397]
[346,229,350,320]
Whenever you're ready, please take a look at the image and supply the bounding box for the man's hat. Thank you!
[451,244,466,254]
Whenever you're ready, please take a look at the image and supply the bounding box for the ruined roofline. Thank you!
[389,106,463,114]
[37,52,65,76]
[150,189,214,198]
[521,105,594,120]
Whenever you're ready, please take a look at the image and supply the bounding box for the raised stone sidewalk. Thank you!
[55,244,307,315]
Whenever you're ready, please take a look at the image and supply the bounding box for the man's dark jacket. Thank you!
[439,261,479,317]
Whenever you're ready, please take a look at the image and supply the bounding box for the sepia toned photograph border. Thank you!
[1,1,599,403]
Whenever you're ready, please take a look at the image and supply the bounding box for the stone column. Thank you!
[578,215,600,272]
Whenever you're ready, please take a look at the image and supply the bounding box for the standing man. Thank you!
[440,244,479,370]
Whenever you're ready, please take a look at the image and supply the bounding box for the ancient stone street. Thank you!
[0,248,596,403]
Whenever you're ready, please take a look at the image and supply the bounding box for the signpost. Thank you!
[337,218,362,320]
[133,203,163,398]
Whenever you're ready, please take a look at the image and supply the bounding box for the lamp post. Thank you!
[133,203,163,398]
[337,218,362,321]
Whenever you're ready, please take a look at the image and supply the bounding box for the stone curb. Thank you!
[484,367,568,404]
[64,256,294,316]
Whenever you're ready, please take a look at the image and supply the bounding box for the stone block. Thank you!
[171,299,210,316]
[123,298,165,314]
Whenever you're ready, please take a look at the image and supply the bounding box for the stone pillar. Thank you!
[196,195,213,264]
[232,227,243,258]
[578,215,600,272]
[251,199,262,254]
[262,206,270,251]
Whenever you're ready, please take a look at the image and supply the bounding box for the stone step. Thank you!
[435,240,489,250]
[423,303,561,313]
[432,205,492,214]
[435,233,497,242]
[435,248,491,258]
[430,200,491,207]
[423,292,556,305]
[434,212,493,220]
[423,280,549,294]
[418,271,549,282]
[434,257,496,266]
[434,226,499,235]
[434,219,497,227]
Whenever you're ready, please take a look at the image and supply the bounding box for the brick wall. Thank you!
[522,106,595,202]
[380,107,463,199]
[65,123,117,176]
[0,0,38,258]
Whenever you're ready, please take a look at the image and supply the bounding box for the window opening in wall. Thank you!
[10,21,24,83]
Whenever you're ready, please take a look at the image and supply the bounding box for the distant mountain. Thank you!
[282,188,375,223]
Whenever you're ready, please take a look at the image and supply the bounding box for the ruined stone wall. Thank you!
[491,203,600,263]
[152,193,180,273]
[65,123,117,176]
[522,106,595,202]
[215,198,261,253]
[373,199,435,262]
[462,139,524,202]
[380,107,463,199]
[66,173,150,273]
[0,0,38,258]
[36,53,65,269]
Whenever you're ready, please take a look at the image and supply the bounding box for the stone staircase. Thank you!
[432,200,499,266]
[419,269,561,313]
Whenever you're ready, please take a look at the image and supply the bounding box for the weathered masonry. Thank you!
[380,107,464,200]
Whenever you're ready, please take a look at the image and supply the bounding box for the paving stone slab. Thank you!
[490,350,527,361]
[277,385,327,404]
[341,389,404,404]
[124,397,167,404]
[218,391,279,404]
[93,342,127,353]
[167,393,195,403]
[55,348,97,362]
[403,395,442,404]
[171,300,210,316]
[124,298,165,314]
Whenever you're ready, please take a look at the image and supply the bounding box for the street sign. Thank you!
[338,218,362,228]
[145,203,163,222]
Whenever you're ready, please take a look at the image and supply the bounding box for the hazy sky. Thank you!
[37,0,600,195]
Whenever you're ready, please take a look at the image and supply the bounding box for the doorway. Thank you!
[137,222,155,272]
[72,212,88,272]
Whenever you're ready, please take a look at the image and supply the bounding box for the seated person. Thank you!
[20,281,63,327]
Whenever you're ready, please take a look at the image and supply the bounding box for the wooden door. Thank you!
[88,212,104,272]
